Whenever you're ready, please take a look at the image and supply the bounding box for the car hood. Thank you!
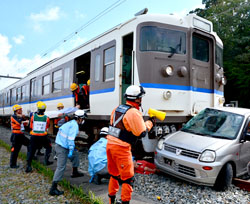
[164,131,233,153]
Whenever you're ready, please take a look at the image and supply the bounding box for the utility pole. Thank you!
[0,75,22,79]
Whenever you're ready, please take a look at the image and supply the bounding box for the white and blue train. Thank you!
[0,12,225,153]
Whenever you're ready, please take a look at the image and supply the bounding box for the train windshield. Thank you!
[216,44,223,67]
[181,108,244,140]
[140,26,186,55]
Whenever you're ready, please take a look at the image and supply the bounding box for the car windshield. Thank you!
[181,108,244,139]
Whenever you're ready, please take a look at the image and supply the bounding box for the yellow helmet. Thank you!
[37,102,47,110]
[87,79,90,86]
[70,83,78,91]
[36,101,42,107]
[12,104,22,112]
[57,103,64,108]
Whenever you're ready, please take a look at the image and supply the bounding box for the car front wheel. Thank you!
[214,163,233,191]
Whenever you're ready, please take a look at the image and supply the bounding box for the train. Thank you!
[0,11,226,155]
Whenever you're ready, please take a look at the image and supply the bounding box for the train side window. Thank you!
[216,44,223,67]
[53,69,62,92]
[21,85,26,101]
[37,78,42,96]
[6,92,8,104]
[64,67,70,89]
[16,87,21,101]
[31,78,37,97]
[11,88,16,104]
[104,46,115,81]
[95,54,101,82]
[43,74,50,95]
[192,35,209,62]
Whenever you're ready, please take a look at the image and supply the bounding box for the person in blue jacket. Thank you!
[49,110,87,196]
[88,127,110,185]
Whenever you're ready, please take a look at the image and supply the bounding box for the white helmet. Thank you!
[100,127,109,136]
[74,110,87,119]
[124,85,145,100]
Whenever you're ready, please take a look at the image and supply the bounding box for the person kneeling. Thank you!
[49,110,87,196]
[88,127,110,185]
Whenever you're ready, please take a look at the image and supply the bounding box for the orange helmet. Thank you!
[70,83,78,91]
[12,104,22,112]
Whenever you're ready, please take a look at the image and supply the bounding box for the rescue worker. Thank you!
[54,103,69,132]
[30,101,44,157]
[26,102,53,173]
[49,110,86,196]
[88,127,110,185]
[70,79,90,109]
[10,104,30,168]
[107,85,155,204]
[54,102,69,160]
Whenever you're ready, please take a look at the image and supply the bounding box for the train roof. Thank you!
[1,12,222,92]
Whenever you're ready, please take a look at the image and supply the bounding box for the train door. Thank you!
[74,52,91,108]
[191,31,214,112]
[74,52,91,87]
[121,33,133,104]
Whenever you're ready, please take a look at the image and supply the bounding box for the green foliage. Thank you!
[0,139,103,204]
[190,0,250,108]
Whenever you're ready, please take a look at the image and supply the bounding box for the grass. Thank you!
[0,139,104,204]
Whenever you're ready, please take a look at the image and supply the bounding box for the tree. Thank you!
[190,0,250,108]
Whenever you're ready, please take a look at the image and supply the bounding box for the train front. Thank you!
[134,14,225,133]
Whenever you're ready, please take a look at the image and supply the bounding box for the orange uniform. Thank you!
[107,101,153,203]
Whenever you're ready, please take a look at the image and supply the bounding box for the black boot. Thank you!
[71,167,84,178]
[10,150,18,168]
[108,194,116,204]
[49,181,64,196]
[44,154,53,166]
[10,165,19,168]
[25,165,32,173]
[93,174,102,185]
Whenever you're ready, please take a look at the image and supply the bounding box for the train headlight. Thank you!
[221,76,227,85]
[163,91,172,100]
[177,66,188,77]
[215,73,221,83]
[219,97,225,104]
[216,74,227,86]
[162,65,174,77]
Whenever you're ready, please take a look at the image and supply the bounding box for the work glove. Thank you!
[68,149,74,159]
[149,117,156,126]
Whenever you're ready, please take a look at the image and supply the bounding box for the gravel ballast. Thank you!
[0,125,249,204]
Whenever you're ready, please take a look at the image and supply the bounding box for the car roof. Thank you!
[208,107,250,116]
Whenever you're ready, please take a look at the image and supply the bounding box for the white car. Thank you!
[154,107,250,191]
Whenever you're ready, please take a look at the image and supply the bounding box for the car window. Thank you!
[181,108,244,139]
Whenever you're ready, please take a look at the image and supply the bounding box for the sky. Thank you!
[0,0,204,90]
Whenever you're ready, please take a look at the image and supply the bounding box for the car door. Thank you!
[239,118,250,174]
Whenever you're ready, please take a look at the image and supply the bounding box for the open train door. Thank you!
[121,33,133,104]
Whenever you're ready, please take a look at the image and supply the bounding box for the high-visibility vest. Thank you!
[11,115,24,134]
[30,114,48,136]
[109,104,138,145]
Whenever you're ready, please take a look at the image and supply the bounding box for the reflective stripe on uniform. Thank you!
[58,130,74,140]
